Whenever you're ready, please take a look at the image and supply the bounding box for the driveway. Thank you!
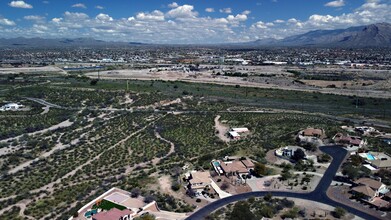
[210,179,232,199]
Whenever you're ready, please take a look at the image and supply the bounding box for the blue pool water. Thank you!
[367,153,375,160]
[84,209,98,218]
[213,161,220,167]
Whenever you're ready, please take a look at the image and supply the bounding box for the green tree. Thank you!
[350,155,364,166]
[281,207,299,219]
[259,205,274,218]
[264,192,273,201]
[134,213,156,220]
[292,148,306,161]
[90,79,98,86]
[342,164,359,180]
[229,201,256,220]
[280,166,293,181]
[318,153,331,163]
[333,207,346,218]
[254,162,268,176]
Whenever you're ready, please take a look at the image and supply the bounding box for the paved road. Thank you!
[186,146,380,220]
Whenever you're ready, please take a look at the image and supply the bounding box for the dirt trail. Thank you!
[0,115,165,216]
[214,115,231,142]
[123,130,175,173]
[155,131,175,156]
[120,94,134,105]
[8,129,84,174]
[32,117,163,195]
[0,119,74,156]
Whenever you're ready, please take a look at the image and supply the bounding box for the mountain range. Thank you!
[0,37,145,48]
[0,23,390,48]
[245,22,391,47]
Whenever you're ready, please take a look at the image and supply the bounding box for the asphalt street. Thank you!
[186,146,380,220]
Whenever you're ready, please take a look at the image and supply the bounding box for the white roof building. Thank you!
[231,128,249,133]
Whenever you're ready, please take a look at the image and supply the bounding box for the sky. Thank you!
[0,0,390,43]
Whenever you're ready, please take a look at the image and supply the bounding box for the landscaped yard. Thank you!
[92,199,127,211]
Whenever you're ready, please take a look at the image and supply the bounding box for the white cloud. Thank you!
[96,13,113,22]
[33,24,48,31]
[325,0,345,7]
[219,8,232,14]
[227,14,248,22]
[0,18,16,26]
[242,10,251,15]
[95,5,104,10]
[9,1,33,9]
[136,10,165,21]
[1,0,390,44]
[253,21,268,29]
[168,2,179,8]
[205,8,215,13]
[289,18,301,23]
[64,11,89,20]
[24,15,45,21]
[72,3,86,9]
[51,17,62,23]
[166,5,198,18]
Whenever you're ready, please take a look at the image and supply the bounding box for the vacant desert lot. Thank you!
[86,67,391,99]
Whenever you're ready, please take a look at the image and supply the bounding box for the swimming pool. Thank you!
[367,153,375,160]
[84,209,98,218]
[213,161,221,167]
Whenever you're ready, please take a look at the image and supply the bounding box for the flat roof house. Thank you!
[0,103,24,111]
[275,146,305,158]
[220,160,249,176]
[302,128,324,138]
[228,127,250,140]
[229,131,241,140]
[188,171,211,191]
[359,152,391,170]
[231,128,249,133]
[241,159,255,170]
[369,156,391,170]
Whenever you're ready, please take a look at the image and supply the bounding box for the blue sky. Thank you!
[0,0,390,43]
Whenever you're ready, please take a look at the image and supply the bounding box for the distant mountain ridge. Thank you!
[0,23,390,48]
[0,37,145,48]
[248,22,391,47]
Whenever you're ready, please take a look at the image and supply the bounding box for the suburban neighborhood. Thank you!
[71,122,391,220]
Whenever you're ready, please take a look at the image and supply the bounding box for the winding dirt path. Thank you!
[155,131,175,157]
[0,119,74,155]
